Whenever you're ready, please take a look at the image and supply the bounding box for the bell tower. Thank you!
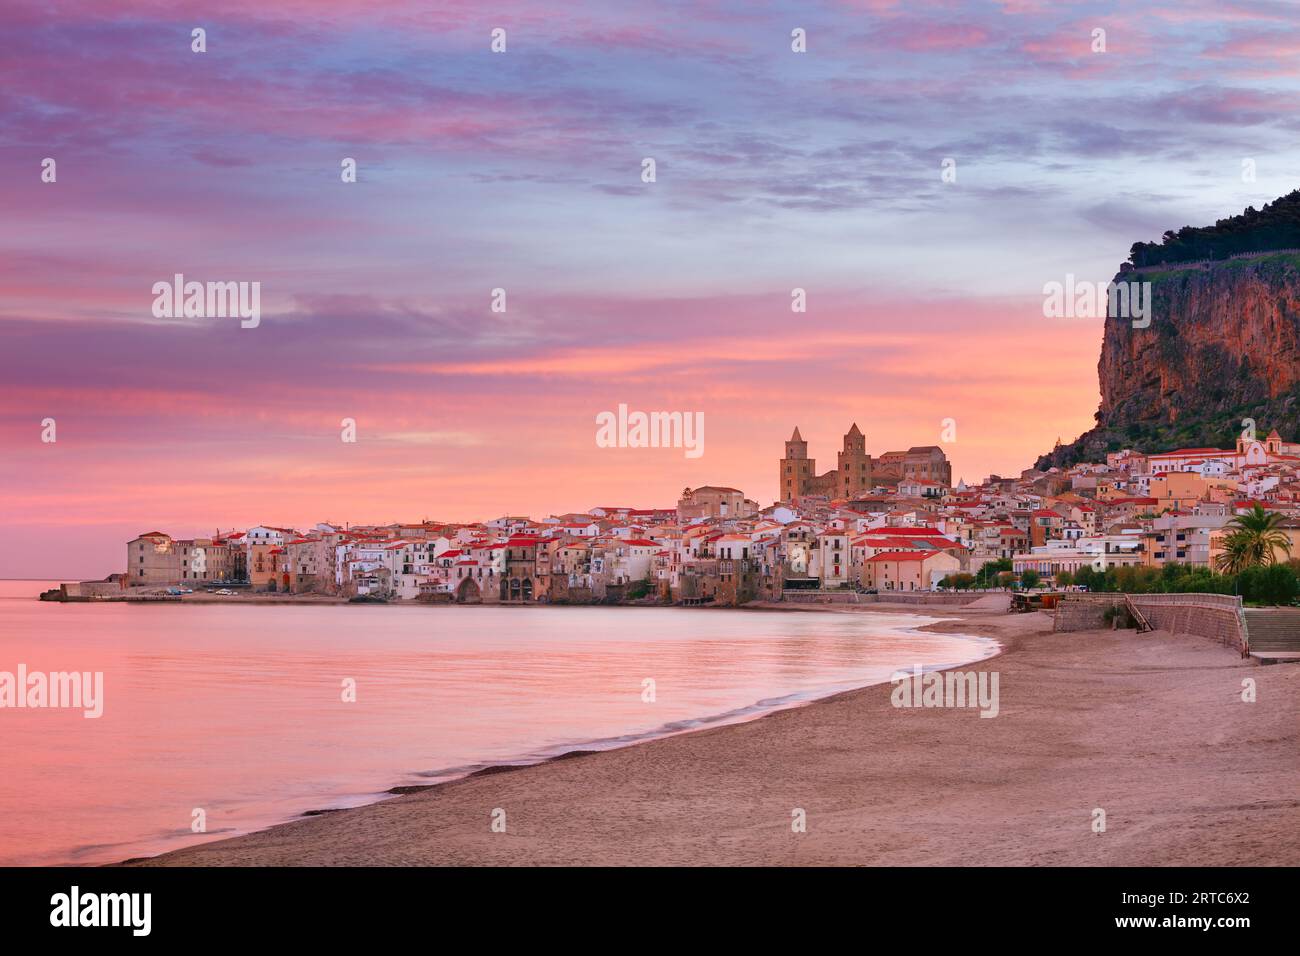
[837,423,873,497]
[781,427,814,501]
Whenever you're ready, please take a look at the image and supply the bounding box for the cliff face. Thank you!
[1038,253,1300,470]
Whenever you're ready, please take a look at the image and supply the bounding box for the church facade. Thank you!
[779,424,952,502]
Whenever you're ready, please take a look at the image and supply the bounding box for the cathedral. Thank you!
[779,424,952,502]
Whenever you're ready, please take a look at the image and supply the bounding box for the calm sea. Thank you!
[0,580,996,865]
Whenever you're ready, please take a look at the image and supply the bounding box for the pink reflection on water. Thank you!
[0,582,995,865]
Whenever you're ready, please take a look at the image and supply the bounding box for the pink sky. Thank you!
[6,294,1099,577]
[5,0,1299,577]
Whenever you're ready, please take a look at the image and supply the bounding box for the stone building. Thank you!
[126,532,243,586]
[875,446,953,486]
[782,423,951,501]
[779,423,875,501]
[676,486,757,521]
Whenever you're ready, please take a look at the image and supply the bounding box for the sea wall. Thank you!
[1051,594,1126,630]
[54,580,127,600]
[780,591,986,606]
[1054,593,1247,654]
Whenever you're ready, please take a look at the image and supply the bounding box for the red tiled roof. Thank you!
[1149,447,1233,457]
[864,550,941,563]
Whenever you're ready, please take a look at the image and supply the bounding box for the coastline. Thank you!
[45,586,1004,609]
[127,603,1300,866]
[108,602,996,865]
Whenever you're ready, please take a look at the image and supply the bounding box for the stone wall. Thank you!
[1052,594,1126,631]
[1054,593,1247,654]
[60,579,128,599]
[1130,594,1247,654]
[780,590,987,606]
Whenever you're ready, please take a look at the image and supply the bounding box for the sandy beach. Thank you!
[134,604,1299,866]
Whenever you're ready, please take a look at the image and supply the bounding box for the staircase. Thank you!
[1245,608,1300,661]
[1124,595,1153,633]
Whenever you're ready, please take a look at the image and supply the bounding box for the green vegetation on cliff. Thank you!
[1037,216,1300,472]
[1035,387,1300,472]
[1128,190,1300,267]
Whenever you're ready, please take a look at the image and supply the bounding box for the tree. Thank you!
[1215,534,1252,576]
[1114,565,1162,594]
[1056,570,1073,588]
[976,558,1012,588]
[1020,569,1041,590]
[1214,505,1293,573]
[1127,190,1300,266]
[626,574,653,601]
[1238,564,1299,605]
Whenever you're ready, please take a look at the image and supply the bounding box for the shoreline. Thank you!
[126,601,1300,866]
[113,602,997,865]
[43,587,1005,610]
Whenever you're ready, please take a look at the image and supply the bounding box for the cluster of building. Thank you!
[117,425,1300,605]
[1009,429,1300,579]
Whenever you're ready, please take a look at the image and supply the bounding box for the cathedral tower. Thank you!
[780,427,814,501]
[836,423,873,497]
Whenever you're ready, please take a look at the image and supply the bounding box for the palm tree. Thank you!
[1215,534,1252,576]
[1214,505,1292,573]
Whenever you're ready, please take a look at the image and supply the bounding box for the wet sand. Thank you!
[133,605,1300,866]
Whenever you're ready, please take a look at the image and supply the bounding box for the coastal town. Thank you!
[60,423,1300,606]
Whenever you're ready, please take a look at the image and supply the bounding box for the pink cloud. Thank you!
[873,20,992,52]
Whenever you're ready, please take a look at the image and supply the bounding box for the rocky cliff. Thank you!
[1037,252,1300,470]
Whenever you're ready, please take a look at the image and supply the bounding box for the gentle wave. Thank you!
[0,600,995,865]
